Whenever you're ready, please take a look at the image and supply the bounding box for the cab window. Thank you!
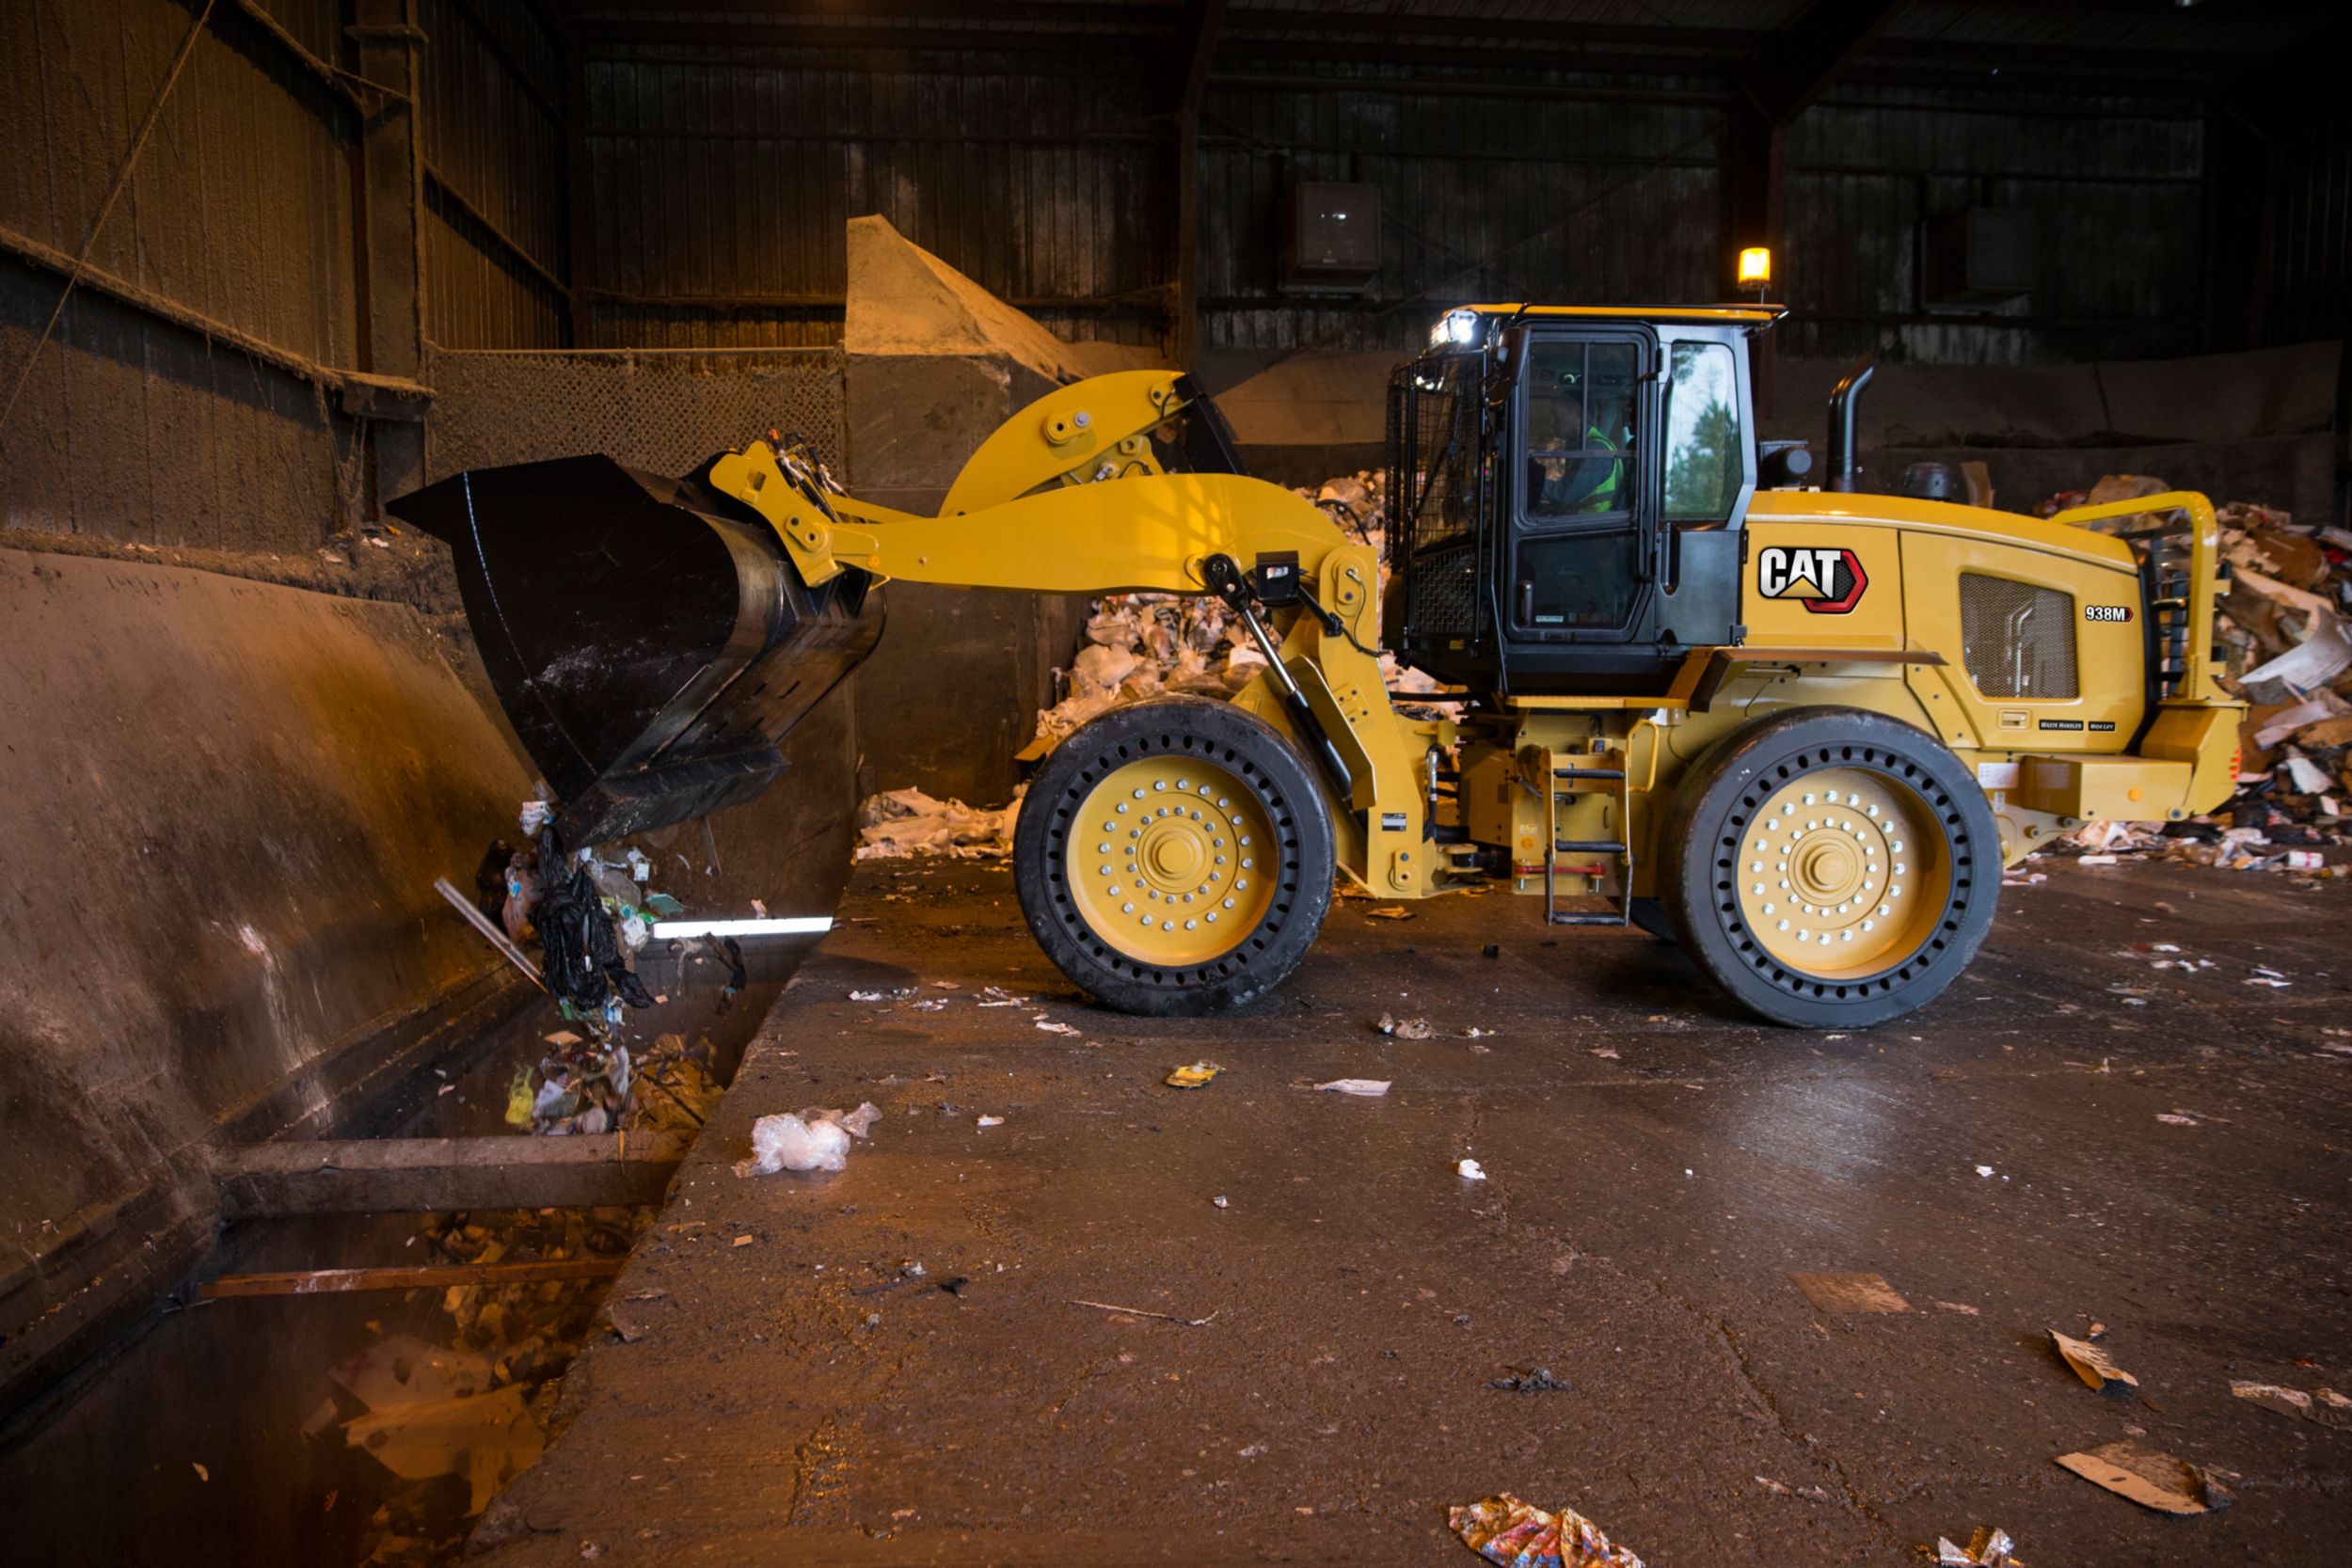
[1661,341,1742,525]
[1524,341,1636,519]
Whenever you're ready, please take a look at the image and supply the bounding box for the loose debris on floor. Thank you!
[2034,480,2351,878]
[1313,1077,1391,1096]
[1449,1493,1645,1568]
[1379,1013,1436,1040]
[1935,1526,2023,1566]
[735,1102,882,1176]
[2054,1440,2233,1514]
[2051,1328,2137,1391]
[1788,1271,1913,1314]
[2230,1380,2352,1428]
[1164,1060,1222,1089]
[1486,1367,1572,1393]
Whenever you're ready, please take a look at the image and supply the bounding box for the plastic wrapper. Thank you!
[1448,1494,1644,1568]
[735,1102,882,1176]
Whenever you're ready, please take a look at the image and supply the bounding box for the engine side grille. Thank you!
[1960,573,2079,699]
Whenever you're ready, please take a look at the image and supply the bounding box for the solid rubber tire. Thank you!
[1013,696,1335,1016]
[1658,706,2000,1028]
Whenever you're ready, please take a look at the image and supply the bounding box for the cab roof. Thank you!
[1454,303,1788,327]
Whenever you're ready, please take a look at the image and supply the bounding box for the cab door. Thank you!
[1506,329,1655,644]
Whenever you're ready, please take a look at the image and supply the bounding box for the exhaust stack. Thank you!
[1825,356,1874,493]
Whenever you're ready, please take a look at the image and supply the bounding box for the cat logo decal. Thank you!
[1756,546,1867,614]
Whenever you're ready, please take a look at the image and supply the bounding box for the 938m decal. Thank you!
[1756,546,1868,614]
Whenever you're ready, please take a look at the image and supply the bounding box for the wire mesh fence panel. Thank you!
[424,348,847,484]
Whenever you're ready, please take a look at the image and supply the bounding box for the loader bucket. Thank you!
[389,453,882,847]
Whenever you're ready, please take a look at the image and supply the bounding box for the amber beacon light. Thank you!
[1736,246,1772,288]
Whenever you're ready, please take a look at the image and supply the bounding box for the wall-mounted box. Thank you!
[1283,182,1380,293]
[1922,207,2036,307]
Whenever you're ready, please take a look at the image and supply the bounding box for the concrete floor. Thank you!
[473,857,2352,1566]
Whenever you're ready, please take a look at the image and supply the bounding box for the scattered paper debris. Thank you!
[1789,1271,1912,1314]
[2231,1380,2351,1429]
[976,1114,1004,1128]
[1165,1060,1222,1089]
[1366,906,1415,921]
[1457,1159,1487,1181]
[1314,1078,1392,1097]
[1380,1013,1436,1040]
[1448,1493,1644,1568]
[1035,1017,1083,1036]
[2055,1440,2231,1514]
[2052,1329,2139,1391]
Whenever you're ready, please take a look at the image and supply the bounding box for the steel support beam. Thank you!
[1171,0,1226,370]
[565,30,595,346]
[351,0,430,515]
[215,1132,693,1218]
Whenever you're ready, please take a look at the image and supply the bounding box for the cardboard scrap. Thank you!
[1449,1493,1644,1568]
[2054,1440,2231,1515]
[2052,1329,2139,1391]
[1789,1271,1912,1315]
[2231,1380,2351,1429]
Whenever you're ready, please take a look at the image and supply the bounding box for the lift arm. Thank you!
[701,374,1439,897]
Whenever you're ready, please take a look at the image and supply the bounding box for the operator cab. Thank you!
[1385,304,1781,695]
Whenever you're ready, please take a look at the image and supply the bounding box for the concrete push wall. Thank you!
[0,550,534,1416]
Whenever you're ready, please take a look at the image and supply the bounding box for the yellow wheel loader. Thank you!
[393,304,2241,1028]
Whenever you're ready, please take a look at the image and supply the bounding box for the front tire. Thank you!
[1659,707,1999,1028]
[1013,696,1335,1016]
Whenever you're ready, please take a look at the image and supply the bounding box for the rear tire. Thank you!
[1013,696,1335,1016]
[1659,707,1998,1028]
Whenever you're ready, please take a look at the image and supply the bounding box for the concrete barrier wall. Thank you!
[0,550,539,1415]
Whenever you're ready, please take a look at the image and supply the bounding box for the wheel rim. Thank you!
[1065,754,1275,967]
[1732,768,1950,976]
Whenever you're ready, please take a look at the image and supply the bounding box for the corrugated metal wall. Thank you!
[577,42,1168,349]
[1200,65,1723,356]
[1783,86,2207,365]
[0,0,365,549]
[419,0,570,349]
[2263,95,2351,352]
[574,46,2227,372]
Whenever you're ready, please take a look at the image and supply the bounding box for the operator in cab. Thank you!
[1527,356,1629,516]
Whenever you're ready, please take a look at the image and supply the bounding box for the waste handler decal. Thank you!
[1756,545,1867,614]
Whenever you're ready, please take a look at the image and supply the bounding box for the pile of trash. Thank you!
[2042,476,2352,873]
[472,802,740,1133]
[853,469,1445,859]
[855,785,1024,861]
[318,1208,638,1565]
